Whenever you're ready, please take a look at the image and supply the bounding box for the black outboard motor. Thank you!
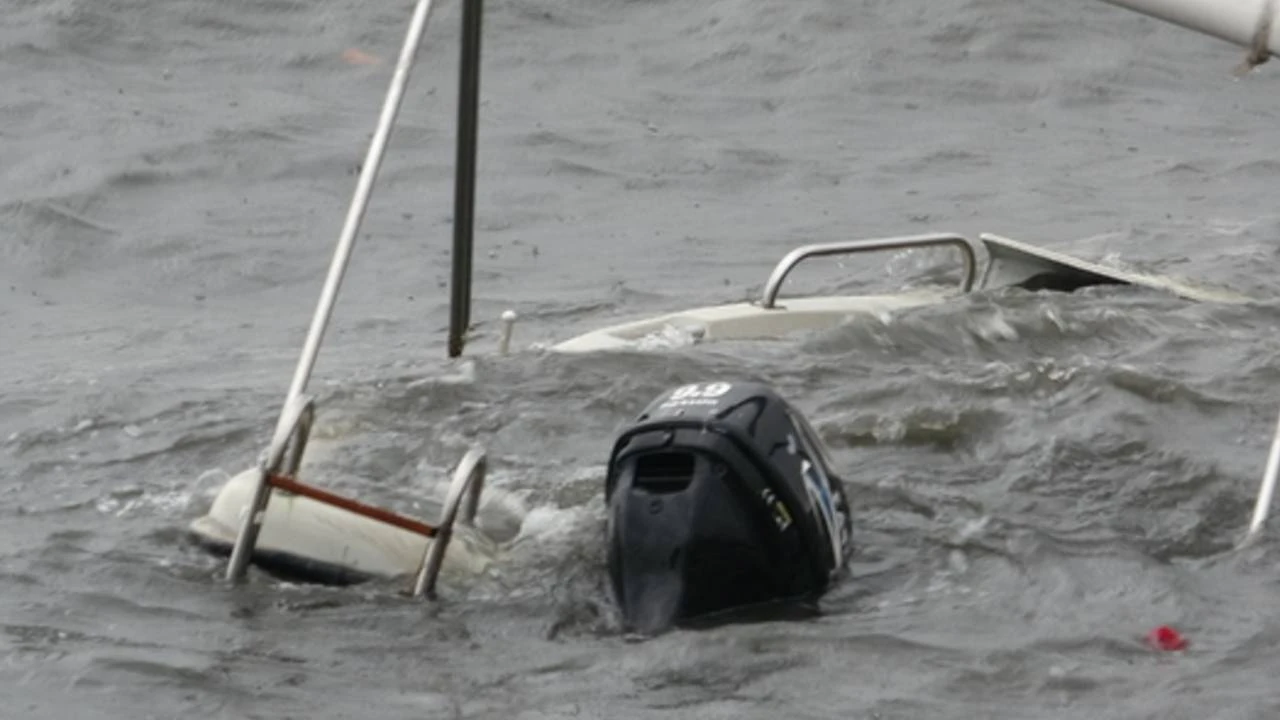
[605,381,852,634]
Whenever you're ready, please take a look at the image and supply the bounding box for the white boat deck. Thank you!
[548,232,1251,354]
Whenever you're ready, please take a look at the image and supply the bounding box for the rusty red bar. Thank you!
[267,474,439,538]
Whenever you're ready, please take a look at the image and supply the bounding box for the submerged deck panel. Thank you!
[979,233,1252,304]
[550,288,957,353]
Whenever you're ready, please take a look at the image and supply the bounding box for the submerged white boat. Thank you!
[188,231,1253,591]
[546,231,1250,354]
[190,0,1280,598]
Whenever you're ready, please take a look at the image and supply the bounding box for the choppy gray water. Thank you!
[5,0,1280,717]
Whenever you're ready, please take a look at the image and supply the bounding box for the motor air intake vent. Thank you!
[634,451,697,493]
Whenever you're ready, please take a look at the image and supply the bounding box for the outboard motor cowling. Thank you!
[605,381,852,634]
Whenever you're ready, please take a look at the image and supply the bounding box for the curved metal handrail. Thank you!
[759,233,979,309]
[412,444,488,599]
[225,393,317,582]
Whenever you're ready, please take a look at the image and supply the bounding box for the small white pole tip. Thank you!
[498,310,517,355]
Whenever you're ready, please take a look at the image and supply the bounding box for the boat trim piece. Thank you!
[760,233,979,309]
[1241,405,1280,548]
[978,233,1253,303]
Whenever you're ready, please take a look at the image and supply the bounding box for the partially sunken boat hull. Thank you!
[192,0,1280,599]
[549,232,1250,354]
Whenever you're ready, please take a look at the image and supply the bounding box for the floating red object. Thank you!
[1146,625,1188,652]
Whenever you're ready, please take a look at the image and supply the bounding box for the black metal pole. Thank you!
[448,0,483,358]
